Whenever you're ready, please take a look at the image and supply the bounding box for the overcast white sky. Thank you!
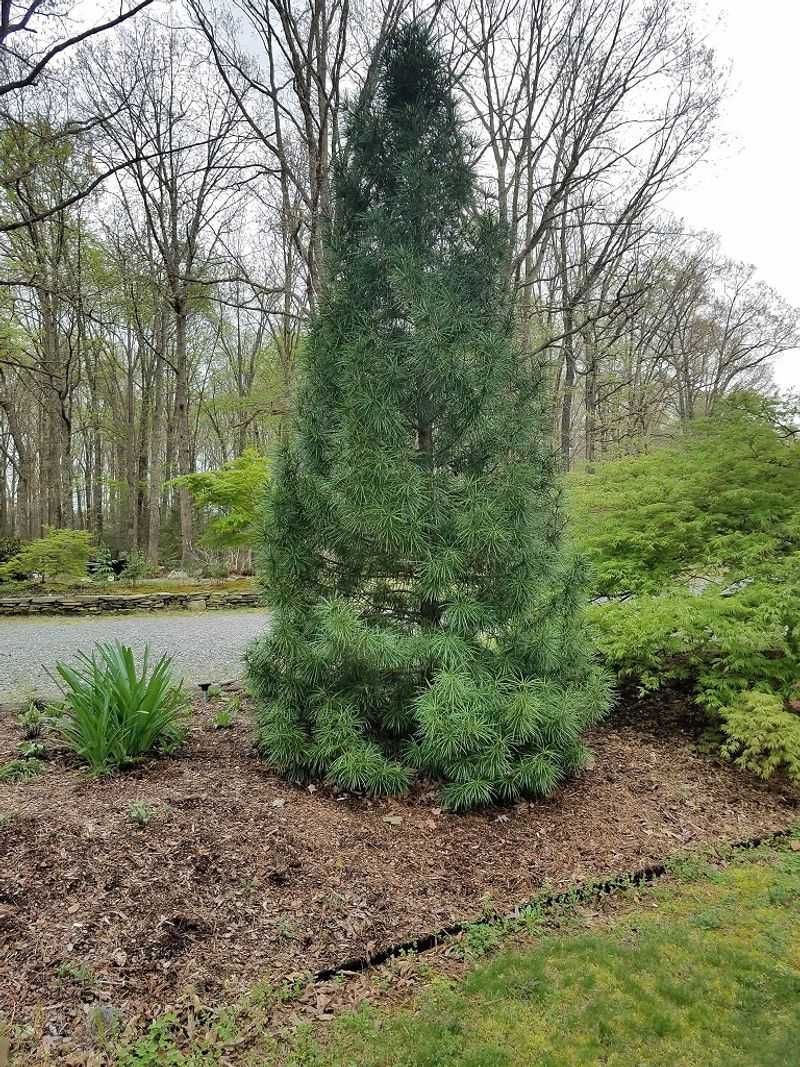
[667,0,799,390]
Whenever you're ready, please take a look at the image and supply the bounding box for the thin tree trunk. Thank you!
[147,343,166,566]
[174,300,193,567]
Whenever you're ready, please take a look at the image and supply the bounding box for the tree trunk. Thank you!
[174,298,193,567]
[147,342,167,566]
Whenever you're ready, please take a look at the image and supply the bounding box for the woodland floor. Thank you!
[0,695,797,1061]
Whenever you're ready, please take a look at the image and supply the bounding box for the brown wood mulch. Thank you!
[0,696,797,1053]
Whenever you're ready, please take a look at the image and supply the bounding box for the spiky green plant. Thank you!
[247,22,610,809]
[53,642,188,773]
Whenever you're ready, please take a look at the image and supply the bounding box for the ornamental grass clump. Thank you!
[54,642,187,774]
[247,23,610,810]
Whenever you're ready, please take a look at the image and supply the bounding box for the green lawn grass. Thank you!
[299,839,800,1067]
[77,833,800,1066]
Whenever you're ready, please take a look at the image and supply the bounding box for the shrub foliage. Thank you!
[176,448,268,550]
[575,398,800,782]
[570,396,800,596]
[719,691,800,784]
[0,527,94,582]
[247,23,608,810]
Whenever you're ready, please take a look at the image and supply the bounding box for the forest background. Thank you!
[0,0,798,572]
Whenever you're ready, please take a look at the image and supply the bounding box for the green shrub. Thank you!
[587,571,800,715]
[54,642,188,774]
[202,561,229,580]
[120,549,156,582]
[176,448,268,551]
[569,396,800,597]
[719,692,800,784]
[588,574,800,785]
[92,544,117,583]
[0,527,94,583]
[0,535,21,565]
[576,399,800,783]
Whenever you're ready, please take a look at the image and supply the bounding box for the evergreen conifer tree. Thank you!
[247,22,610,810]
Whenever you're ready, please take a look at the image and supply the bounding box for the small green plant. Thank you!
[87,1003,123,1043]
[127,801,154,828]
[17,703,46,739]
[0,812,14,828]
[250,974,308,1007]
[0,758,44,782]
[53,641,188,774]
[456,920,505,960]
[92,544,117,583]
[212,698,239,729]
[207,684,222,700]
[120,549,154,582]
[115,1013,182,1065]
[212,707,234,729]
[275,915,300,942]
[56,959,95,986]
[17,740,45,760]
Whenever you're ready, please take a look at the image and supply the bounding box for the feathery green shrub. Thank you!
[570,395,800,597]
[247,23,609,810]
[54,642,188,773]
[176,448,268,551]
[0,527,94,583]
[587,570,800,715]
[576,399,800,782]
[719,691,800,784]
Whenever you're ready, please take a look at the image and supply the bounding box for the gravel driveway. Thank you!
[0,608,271,700]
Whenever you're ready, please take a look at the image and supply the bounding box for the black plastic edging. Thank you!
[312,826,797,983]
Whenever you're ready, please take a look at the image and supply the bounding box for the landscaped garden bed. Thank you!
[1,695,796,1061]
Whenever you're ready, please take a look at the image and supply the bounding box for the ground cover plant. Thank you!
[52,641,188,773]
[247,23,609,811]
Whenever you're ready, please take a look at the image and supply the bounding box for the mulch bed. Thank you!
[0,696,797,1055]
